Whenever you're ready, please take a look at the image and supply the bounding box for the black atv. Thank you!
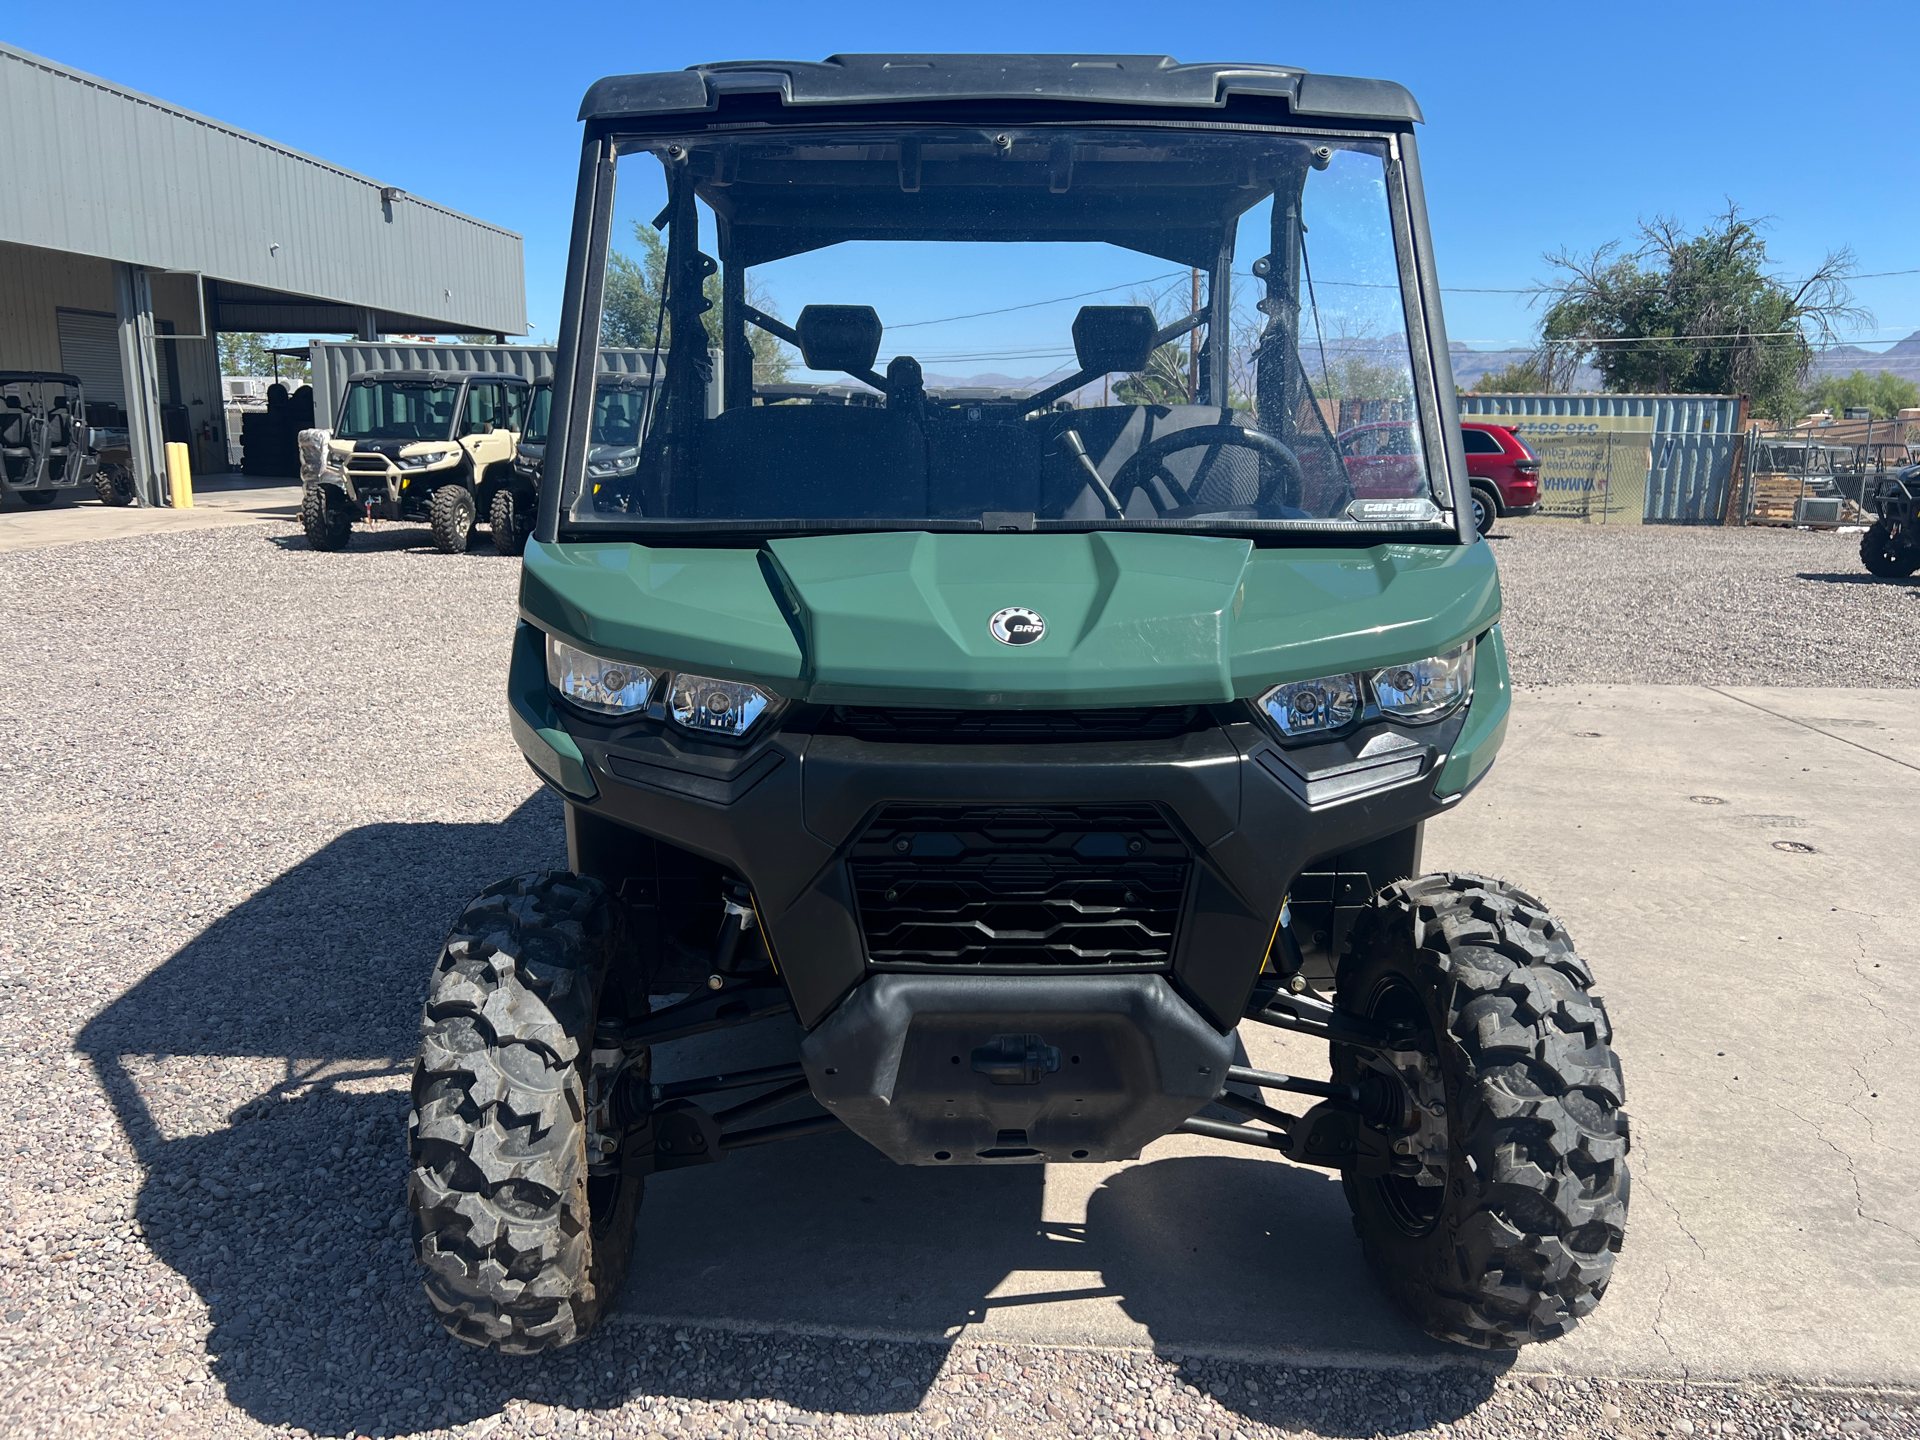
[1861,465,1920,577]
[1,372,94,509]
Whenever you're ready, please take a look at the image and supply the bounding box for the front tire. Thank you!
[1469,484,1499,536]
[490,486,531,557]
[300,485,354,550]
[430,484,476,554]
[1860,519,1919,577]
[408,872,642,1352]
[94,464,136,506]
[1335,873,1629,1348]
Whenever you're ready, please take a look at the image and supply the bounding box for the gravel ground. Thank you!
[1,513,1915,1439]
[1488,522,1920,688]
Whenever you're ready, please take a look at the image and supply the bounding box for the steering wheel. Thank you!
[1107,424,1306,513]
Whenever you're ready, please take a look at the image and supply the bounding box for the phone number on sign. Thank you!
[1493,420,1630,438]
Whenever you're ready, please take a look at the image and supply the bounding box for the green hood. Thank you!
[518,531,1501,708]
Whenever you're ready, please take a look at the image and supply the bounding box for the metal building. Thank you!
[0,42,526,505]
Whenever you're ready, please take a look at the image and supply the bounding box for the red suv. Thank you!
[1335,420,1542,534]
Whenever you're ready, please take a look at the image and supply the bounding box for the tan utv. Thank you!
[302,370,531,553]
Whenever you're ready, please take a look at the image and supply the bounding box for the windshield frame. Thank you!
[537,110,1469,547]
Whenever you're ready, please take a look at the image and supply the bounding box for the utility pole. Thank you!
[1188,267,1202,400]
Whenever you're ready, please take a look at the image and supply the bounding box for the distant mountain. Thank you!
[1809,331,1920,385]
[1448,342,1601,393]
[920,369,1070,393]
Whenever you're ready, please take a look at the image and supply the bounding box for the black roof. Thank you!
[350,369,530,386]
[0,371,83,386]
[580,54,1420,126]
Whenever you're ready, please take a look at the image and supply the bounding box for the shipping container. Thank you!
[1458,393,1744,523]
[307,343,665,433]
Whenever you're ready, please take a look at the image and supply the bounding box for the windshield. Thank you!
[592,385,648,448]
[561,124,1446,534]
[526,382,652,450]
[523,385,553,446]
[337,381,460,441]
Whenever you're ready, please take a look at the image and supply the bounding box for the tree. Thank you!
[1533,205,1864,424]
[1802,369,1920,420]
[1307,353,1408,405]
[600,223,792,384]
[1109,273,1272,411]
[218,332,309,385]
[1464,357,1548,394]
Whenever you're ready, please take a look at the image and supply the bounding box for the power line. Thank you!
[830,262,1920,341]
[889,273,1182,329]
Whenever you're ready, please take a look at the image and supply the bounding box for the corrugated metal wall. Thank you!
[0,44,524,335]
[1458,393,1743,522]
[0,241,115,371]
[309,344,662,430]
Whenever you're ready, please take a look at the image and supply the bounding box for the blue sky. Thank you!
[12,0,1919,358]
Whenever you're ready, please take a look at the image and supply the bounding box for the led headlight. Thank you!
[587,454,640,478]
[545,635,656,716]
[668,673,781,738]
[396,452,443,470]
[1257,673,1361,738]
[1371,641,1474,721]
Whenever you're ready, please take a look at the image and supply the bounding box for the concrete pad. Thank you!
[0,477,300,552]
[614,686,1920,1384]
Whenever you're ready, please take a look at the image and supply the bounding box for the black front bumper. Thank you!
[509,624,1469,1036]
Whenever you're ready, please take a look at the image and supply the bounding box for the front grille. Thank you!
[346,455,390,472]
[828,705,1203,744]
[850,803,1190,967]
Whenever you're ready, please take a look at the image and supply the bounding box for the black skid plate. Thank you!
[800,974,1234,1164]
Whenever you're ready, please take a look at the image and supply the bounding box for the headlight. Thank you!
[1257,674,1361,738]
[1371,642,1474,721]
[668,673,781,738]
[396,453,441,470]
[587,455,640,478]
[545,636,657,716]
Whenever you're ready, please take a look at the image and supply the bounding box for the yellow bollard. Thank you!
[165,442,194,508]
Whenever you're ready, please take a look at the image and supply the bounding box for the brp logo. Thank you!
[989,606,1046,646]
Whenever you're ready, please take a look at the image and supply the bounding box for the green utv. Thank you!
[408,54,1630,1354]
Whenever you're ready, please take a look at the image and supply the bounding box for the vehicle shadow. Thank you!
[76,792,1496,1438]
[266,525,519,556]
[1795,571,1920,588]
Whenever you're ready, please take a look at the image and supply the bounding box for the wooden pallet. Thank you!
[1744,472,1864,527]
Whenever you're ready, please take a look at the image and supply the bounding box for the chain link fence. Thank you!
[1731,424,1910,526]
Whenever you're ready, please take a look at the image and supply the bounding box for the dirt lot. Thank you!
[1487,521,1919,688]
[0,515,1914,1440]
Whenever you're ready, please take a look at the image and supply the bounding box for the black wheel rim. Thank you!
[586,1172,630,1236]
[1360,974,1448,1238]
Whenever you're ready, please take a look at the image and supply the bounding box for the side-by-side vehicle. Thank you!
[405,54,1630,1356]
[302,370,531,553]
